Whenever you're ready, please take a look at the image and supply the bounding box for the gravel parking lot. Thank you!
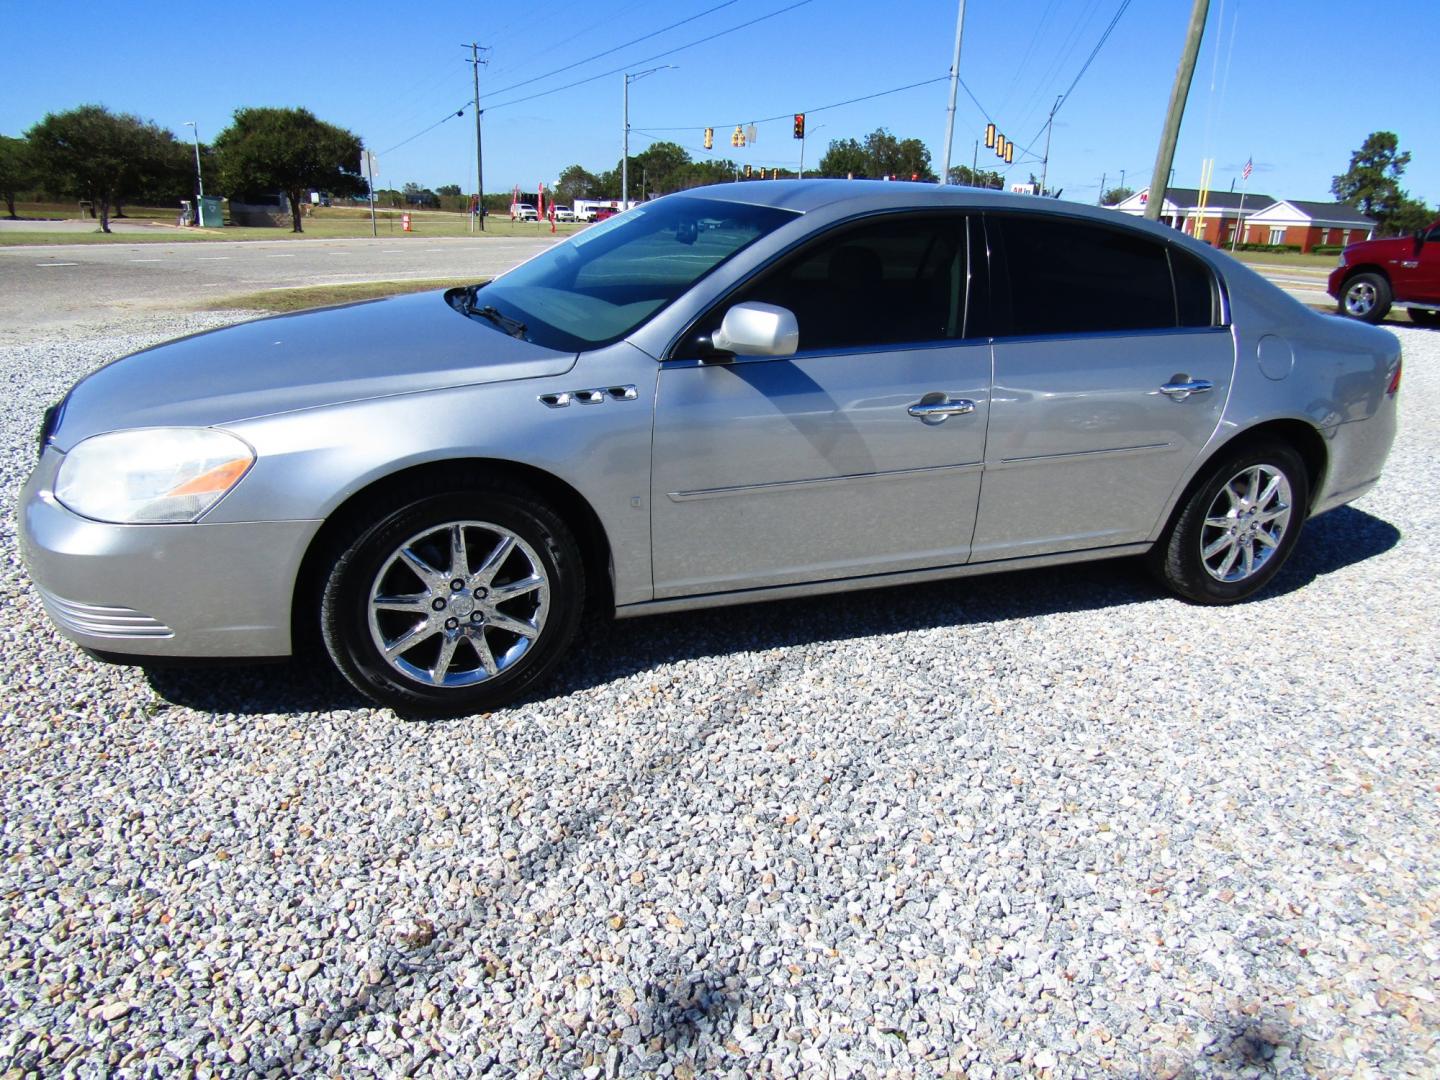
[1,309,1437,1079]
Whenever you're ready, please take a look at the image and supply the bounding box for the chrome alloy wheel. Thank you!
[1199,465,1293,582]
[1344,280,1377,317]
[366,521,550,687]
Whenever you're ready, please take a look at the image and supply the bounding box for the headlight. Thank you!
[55,428,254,524]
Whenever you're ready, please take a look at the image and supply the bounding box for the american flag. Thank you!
[1242,157,1253,181]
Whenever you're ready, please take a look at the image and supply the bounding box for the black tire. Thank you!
[320,481,584,717]
[1409,307,1440,328]
[1338,272,1392,324]
[1149,439,1310,604]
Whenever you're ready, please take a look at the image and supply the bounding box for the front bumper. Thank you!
[1326,265,1347,300]
[18,449,321,659]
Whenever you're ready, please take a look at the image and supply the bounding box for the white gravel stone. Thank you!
[0,310,1437,1078]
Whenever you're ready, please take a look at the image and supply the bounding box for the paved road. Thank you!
[2,234,1339,342]
[0,235,559,337]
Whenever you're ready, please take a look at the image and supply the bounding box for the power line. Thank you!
[639,74,954,134]
[484,0,818,112]
[377,107,468,156]
[374,0,818,157]
[483,0,743,99]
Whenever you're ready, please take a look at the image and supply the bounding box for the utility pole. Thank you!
[622,74,629,209]
[183,122,203,225]
[1144,0,1210,222]
[623,66,675,210]
[465,42,487,231]
[364,150,377,237]
[1097,172,1106,205]
[939,0,967,184]
[1039,95,1062,197]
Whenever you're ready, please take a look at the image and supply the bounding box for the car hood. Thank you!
[1344,236,1413,261]
[52,290,578,450]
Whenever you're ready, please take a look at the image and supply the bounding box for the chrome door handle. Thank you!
[1159,378,1214,401]
[908,397,976,422]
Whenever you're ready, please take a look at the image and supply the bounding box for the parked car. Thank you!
[592,205,623,222]
[553,205,576,222]
[1328,220,1440,326]
[21,183,1401,716]
[511,203,537,221]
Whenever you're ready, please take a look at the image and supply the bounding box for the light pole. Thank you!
[184,121,204,225]
[623,65,675,210]
[798,123,825,179]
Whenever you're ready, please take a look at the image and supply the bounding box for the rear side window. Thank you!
[728,214,975,352]
[990,215,1218,337]
[1171,246,1219,327]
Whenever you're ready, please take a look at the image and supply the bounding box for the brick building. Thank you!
[1238,200,1375,251]
[1111,187,1275,246]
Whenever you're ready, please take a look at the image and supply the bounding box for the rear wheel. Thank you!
[1150,440,1310,604]
[1339,272,1391,323]
[1409,307,1440,328]
[321,485,584,716]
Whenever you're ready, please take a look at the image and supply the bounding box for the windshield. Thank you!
[473,196,798,351]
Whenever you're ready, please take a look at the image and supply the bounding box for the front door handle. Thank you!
[1159,378,1214,401]
[908,395,976,423]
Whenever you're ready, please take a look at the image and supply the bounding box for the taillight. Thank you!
[1387,357,1402,396]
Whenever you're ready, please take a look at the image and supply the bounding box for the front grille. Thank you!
[38,590,173,640]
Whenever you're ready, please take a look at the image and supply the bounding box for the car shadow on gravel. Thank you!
[142,506,1399,717]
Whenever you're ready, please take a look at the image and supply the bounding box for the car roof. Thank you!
[673,178,1207,248]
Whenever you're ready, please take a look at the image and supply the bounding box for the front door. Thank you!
[651,213,990,599]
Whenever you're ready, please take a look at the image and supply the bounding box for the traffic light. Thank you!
[759,167,767,179]
[704,127,713,150]
[996,135,1007,159]
[1005,142,1014,164]
[985,123,996,149]
[732,126,745,148]
[793,113,805,139]
[744,163,752,178]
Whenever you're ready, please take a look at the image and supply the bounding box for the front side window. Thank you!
[724,214,975,353]
[475,196,797,351]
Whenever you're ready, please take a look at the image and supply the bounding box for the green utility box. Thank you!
[198,196,224,227]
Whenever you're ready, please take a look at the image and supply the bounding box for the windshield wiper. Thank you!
[461,286,528,339]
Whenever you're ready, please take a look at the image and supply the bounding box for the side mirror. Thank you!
[711,302,800,358]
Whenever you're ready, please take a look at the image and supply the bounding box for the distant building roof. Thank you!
[1282,200,1376,225]
[1152,187,1276,211]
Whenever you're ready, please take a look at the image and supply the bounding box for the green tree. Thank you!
[819,130,935,180]
[556,164,600,203]
[632,141,691,196]
[25,105,176,232]
[1390,194,1437,237]
[213,107,365,232]
[818,137,869,178]
[1101,185,1135,205]
[947,164,1004,189]
[436,183,462,197]
[1331,131,1413,234]
[0,134,34,218]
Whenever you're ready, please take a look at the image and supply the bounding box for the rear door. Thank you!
[971,213,1234,561]
[650,212,990,598]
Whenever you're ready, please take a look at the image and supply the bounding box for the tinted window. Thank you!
[994,215,1177,336]
[730,214,974,352]
[1171,246,1219,327]
[478,196,796,351]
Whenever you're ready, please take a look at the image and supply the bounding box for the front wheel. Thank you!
[1339,272,1392,323]
[321,486,584,716]
[1150,440,1310,604]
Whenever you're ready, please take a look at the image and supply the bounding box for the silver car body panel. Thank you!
[19,181,1401,658]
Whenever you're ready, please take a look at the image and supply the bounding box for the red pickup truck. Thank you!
[1329,221,1440,326]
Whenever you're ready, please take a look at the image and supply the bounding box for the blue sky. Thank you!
[4,0,1436,208]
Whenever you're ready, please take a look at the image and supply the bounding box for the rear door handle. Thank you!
[1159,378,1214,401]
[908,396,976,423]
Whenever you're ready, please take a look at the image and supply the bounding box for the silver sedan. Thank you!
[20,182,1401,715]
